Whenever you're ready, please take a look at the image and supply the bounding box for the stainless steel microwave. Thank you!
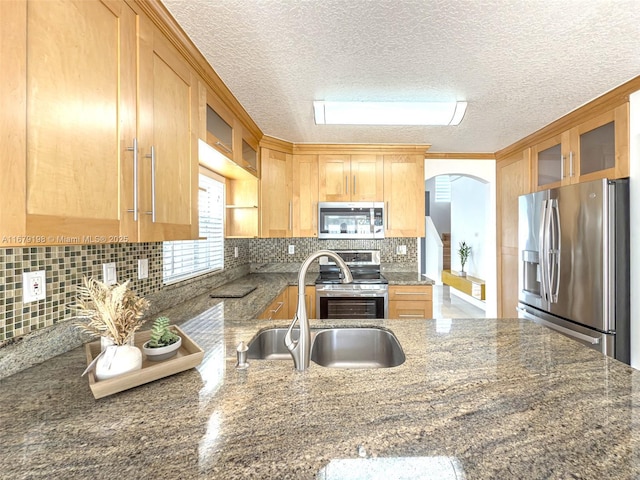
[318,202,384,239]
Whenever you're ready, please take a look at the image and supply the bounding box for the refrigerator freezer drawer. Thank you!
[517,304,615,358]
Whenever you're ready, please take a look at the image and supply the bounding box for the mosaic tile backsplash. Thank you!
[0,237,416,344]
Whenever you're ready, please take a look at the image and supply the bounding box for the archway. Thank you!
[422,159,497,317]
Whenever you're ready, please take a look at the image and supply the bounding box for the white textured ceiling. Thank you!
[163,0,640,152]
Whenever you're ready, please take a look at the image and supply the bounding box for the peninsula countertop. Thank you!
[2,282,640,480]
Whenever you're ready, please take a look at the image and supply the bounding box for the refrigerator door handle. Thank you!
[538,199,550,303]
[548,199,560,303]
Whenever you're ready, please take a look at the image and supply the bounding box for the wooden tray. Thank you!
[84,326,204,399]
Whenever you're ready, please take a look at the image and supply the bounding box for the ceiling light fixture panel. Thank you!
[313,101,467,126]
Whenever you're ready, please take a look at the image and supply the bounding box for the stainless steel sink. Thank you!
[246,327,405,368]
[310,327,405,368]
[246,328,293,360]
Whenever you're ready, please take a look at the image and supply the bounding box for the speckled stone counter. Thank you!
[2,286,640,480]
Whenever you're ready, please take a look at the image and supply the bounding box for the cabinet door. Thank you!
[383,155,425,237]
[318,154,350,201]
[6,0,134,243]
[292,154,319,237]
[260,148,292,237]
[530,133,568,190]
[496,149,530,317]
[572,104,629,182]
[137,18,198,242]
[350,154,383,201]
[389,300,433,319]
[288,285,315,319]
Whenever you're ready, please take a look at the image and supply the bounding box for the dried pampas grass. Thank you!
[73,277,150,345]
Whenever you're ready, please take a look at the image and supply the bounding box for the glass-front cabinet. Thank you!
[531,103,629,191]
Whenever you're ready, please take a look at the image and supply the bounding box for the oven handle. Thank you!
[316,291,388,297]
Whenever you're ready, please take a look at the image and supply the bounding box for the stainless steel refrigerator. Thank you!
[517,178,630,364]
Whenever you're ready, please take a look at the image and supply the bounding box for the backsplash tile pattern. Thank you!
[249,237,418,265]
[0,238,251,344]
[0,236,413,345]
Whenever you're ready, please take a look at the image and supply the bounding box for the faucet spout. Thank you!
[284,250,352,371]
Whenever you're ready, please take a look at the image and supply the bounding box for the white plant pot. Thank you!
[95,345,142,381]
[142,336,182,362]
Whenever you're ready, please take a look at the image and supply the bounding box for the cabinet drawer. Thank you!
[389,300,433,319]
[388,285,432,302]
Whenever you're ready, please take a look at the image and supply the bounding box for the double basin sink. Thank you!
[246,326,405,369]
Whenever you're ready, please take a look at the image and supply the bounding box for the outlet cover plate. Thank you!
[103,262,117,285]
[288,245,295,255]
[138,259,149,280]
[23,270,46,303]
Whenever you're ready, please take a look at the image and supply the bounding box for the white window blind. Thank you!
[434,175,451,203]
[163,174,224,284]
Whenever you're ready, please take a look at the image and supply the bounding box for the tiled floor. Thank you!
[432,285,486,319]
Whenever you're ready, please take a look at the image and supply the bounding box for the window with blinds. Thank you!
[434,175,451,203]
[163,173,224,284]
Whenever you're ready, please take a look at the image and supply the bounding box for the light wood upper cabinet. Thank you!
[383,154,425,237]
[2,0,129,244]
[531,104,629,191]
[318,154,383,202]
[292,154,319,237]
[260,148,293,238]
[136,14,198,242]
[1,0,197,246]
[260,148,318,238]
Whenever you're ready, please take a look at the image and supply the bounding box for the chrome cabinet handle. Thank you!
[395,291,428,296]
[145,146,156,222]
[126,138,139,221]
[345,175,348,194]
[569,151,574,177]
[353,175,356,195]
[273,301,284,314]
[289,201,293,231]
[560,154,565,180]
[216,141,232,154]
[398,314,424,318]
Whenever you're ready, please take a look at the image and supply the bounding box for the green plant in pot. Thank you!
[142,317,182,361]
[458,241,471,276]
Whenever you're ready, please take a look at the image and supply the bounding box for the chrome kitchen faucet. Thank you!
[284,250,353,371]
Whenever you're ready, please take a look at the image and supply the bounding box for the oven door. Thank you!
[316,286,388,319]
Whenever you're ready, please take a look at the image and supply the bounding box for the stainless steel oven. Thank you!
[315,250,388,319]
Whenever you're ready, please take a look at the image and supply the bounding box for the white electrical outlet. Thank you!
[138,259,149,280]
[234,246,239,258]
[102,262,117,285]
[288,245,295,255]
[23,270,46,303]
[397,245,407,255]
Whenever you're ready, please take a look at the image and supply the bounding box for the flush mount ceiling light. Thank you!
[313,101,468,126]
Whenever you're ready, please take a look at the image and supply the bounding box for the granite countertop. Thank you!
[2,276,640,480]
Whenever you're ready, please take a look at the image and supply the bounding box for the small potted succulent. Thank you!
[142,317,182,361]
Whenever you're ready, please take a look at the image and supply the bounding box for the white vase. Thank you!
[95,345,142,381]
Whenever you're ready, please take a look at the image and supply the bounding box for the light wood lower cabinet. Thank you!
[388,285,433,319]
[287,285,316,319]
[258,285,316,320]
[258,288,289,320]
